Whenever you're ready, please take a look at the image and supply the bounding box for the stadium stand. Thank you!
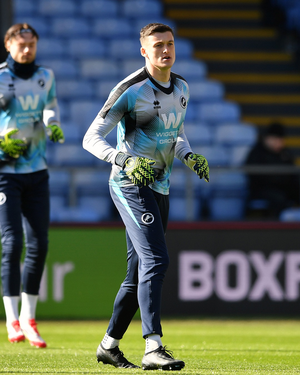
[12,0,299,222]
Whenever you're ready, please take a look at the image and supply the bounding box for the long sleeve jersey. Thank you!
[0,62,60,173]
[83,67,193,195]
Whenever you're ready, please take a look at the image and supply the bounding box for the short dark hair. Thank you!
[140,23,174,44]
[4,23,39,46]
[265,122,285,138]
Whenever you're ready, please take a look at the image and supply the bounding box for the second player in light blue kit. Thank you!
[83,23,209,370]
[0,23,64,348]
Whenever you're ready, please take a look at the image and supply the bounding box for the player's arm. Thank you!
[175,125,210,182]
[43,72,64,143]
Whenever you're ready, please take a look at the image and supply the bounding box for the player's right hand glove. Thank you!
[0,129,27,158]
[184,153,210,182]
[115,152,157,187]
[46,124,65,143]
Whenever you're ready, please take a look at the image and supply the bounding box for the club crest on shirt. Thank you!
[0,192,7,205]
[38,79,45,88]
[180,95,187,109]
[141,212,154,224]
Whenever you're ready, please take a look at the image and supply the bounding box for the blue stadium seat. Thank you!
[193,146,231,167]
[230,145,253,166]
[207,172,248,221]
[188,80,224,102]
[56,80,94,100]
[38,59,79,79]
[183,102,198,122]
[93,18,133,38]
[81,0,119,17]
[48,169,71,199]
[50,196,68,222]
[214,123,257,146]
[77,196,113,221]
[36,38,66,59]
[51,18,91,37]
[73,170,110,197]
[96,79,120,100]
[57,100,70,123]
[13,0,36,17]
[68,39,107,58]
[173,38,194,59]
[286,5,300,31]
[60,123,84,144]
[280,208,300,221]
[120,59,145,77]
[197,101,241,124]
[13,17,49,36]
[80,59,119,79]
[53,144,97,167]
[109,39,142,59]
[54,206,104,223]
[121,0,163,18]
[69,101,102,127]
[38,0,77,16]
[183,122,213,147]
[173,60,207,80]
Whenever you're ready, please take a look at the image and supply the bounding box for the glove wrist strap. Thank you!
[115,152,132,169]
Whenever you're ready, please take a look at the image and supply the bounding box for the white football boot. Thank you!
[7,320,25,343]
[20,319,47,348]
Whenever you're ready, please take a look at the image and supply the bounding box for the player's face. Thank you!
[6,33,37,64]
[141,31,175,78]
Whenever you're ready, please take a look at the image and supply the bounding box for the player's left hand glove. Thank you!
[184,153,210,182]
[115,152,157,187]
[46,124,64,143]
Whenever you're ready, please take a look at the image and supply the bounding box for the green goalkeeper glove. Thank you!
[46,124,64,143]
[115,152,157,187]
[0,129,27,158]
[184,153,210,182]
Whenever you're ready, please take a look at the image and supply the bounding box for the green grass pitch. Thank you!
[1,319,300,374]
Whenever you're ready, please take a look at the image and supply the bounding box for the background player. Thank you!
[83,23,209,370]
[0,23,64,348]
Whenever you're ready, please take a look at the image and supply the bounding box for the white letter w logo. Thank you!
[161,113,182,129]
[18,95,39,110]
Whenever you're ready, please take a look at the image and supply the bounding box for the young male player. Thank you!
[0,23,64,348]
[83,23,209,370]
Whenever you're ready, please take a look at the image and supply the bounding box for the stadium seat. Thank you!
[197,101,241,124]
[93,18,133,38]
[207,172,248,220]
[53,144,97,167]
[192,145,231,167]
[215,123,257,146]
[50,196,68,222]
[69,101,101,127]
[77,196,113,221]
[48,169,71,199]
[183,122,213,147]
[96,79,122,100]
[173,60,207,80]
[38,59,79,79]
[13,17,49,36]
[73,170,110,197]
[60,123,84,144]
[120,59,145,77]
[188,80,225,102]
[13,0,36,17]
[36,38,66,59]
[38,0,77,16]
[51,18,91,37]
[230,145,253,166]
[54,206,104,223]
[80,59,120,79]
[108,39,142,59]
[121,0,163,18]
[280,207,300,221]
[81,0,119,17]
[68,38,107,58]
[56,80,94,100]
[173,38,194,59]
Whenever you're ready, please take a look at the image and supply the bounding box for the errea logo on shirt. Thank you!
[18,94,39,110]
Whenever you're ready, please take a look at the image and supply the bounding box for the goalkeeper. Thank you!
[0,23,64,348]
[83,22,209,371]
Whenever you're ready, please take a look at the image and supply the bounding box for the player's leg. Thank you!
[19,170,49,348]
[0,173,26,343]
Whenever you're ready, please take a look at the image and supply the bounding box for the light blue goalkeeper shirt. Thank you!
[83,67,192,195]
[0,62,60,173]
